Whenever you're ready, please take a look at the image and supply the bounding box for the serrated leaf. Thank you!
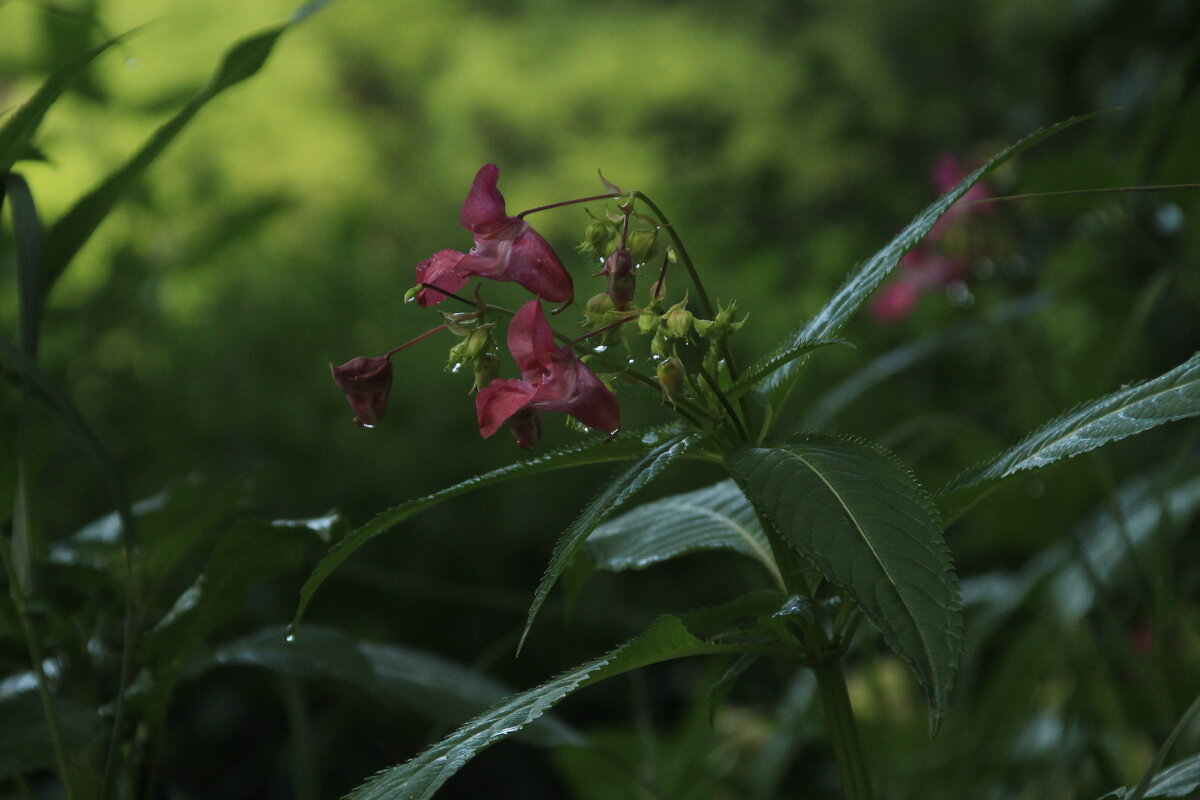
[292,427,679,629]
[201,624,579,748]
[346,614,746,800]
[42,4,327,295]
[0,37,121,173]
[727,435,962,728]
[724,338,852,400]
[944,352,1200,493]
[519,433,700,650]
[587,479,780,585]
[757,112,1105,409]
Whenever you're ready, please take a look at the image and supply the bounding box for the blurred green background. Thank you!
[3,0,1200,797]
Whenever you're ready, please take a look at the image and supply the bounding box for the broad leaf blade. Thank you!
[0,692,103,781]
[42,11,319,293]
[292,427,678,629]
[944,352,1200,493]
[202,625,579,748]
[728,435,962,728]
[0,37,121,173]
[520,433,700,650]
[587,479,780,584]
[757,112,1105,406]
[346,614,744,800]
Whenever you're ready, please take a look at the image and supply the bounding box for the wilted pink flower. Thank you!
[416,165,573,306]
[331,355,394,427]
[476,299,619,446]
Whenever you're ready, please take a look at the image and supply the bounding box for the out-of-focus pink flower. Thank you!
[416,165,573,306]
[870,248,965,323]
[331,355,394,427]
[476,300,619,446]
[929,152,995,241]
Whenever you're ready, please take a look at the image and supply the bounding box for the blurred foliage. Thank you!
[2,0,1200,797]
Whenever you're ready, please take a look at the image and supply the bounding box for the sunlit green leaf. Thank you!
[943,352,1200,493]
[346,614,748,800]
[42,6,329,294]
[756,112,1106,413]
[728,435,962,728]
[0,37,121,174]
[293,426,682,629]
[520,432,701,650]
[587,479,779,585]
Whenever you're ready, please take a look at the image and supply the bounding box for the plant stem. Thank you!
[965,182,1200,206]
[813,657,875,800]
[516,191,625,218]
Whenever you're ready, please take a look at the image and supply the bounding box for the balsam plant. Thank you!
[311,113,1200,799]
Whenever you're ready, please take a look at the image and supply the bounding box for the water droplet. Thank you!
[625,356,635,364]
[642,432,660,445]
[451,362,463,374]
[360,422,375,430]
[593,345,608,353]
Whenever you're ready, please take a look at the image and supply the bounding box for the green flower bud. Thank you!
[465,325,493,359]
[693,318,713,337]
[404,285,421,303]
[650,330,669,358]
[664,299,693,339]
[445,339,470,370]
[627,229,658,264]
[578,218,617,259]
[472,352,500,393]
[586,292,615,315]
[656,357,686,404]
[637,309,659,334]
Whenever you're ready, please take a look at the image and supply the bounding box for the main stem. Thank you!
[813,657,875,800]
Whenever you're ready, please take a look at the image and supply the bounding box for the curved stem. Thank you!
[516,191,625,219]
[965,182,1200,206]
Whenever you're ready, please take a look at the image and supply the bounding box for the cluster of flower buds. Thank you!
[331,164,748,449]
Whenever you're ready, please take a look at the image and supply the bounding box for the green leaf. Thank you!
[520,432,700,651]
[345,614,746,800]
[587,479,780,585]
[292,427,679,630]
[943,351,1200,493]
[143,519,323,661]
[200,624,579,748]
[42,4,329,294]
[727,435,962,727]
[724,338,852,400]
[0,691,103,781]
[756,112,1106,409]
[0,37,122,173]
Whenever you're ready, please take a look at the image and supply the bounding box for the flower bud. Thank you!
[330,356,393,427]
[604,248,636,310]
[403,285,421,303]
[472,351,500,393]
[465,325,493,359]
[586,292,615,315]
[656,357,687,404]
[694,318,713,337]
[664,299,693,339]
[505,407,544,449]
[627,229,658,264]
[579,219,617,260]
[637,309,659,334]
[650,330,669,358]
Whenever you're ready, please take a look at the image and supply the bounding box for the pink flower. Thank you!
[476,299,619,446]
[870,248,965,323]
[331,355,393,427]
[416,165,573,306]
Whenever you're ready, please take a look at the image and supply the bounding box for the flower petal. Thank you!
[330,356,394,426]
[532,350,620,434]
[415,249,470,306]
[506,300,558,373]
[504,229,573,303]
[476,378,537,439]
[460,164,507,231]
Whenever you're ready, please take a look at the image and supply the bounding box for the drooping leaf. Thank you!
[724,338,852,400]
[727,435,962,728]
[519,432,701,650]
[943,351,1200,493]
[587,479,779,584]
[0,37,122,173]
[292,426,681,629]
[200,625,579,748]
[42,4,329,294]
[345,614,748,800]
[0,691,103,781]
[755,112,1105,411]
[144,519,324,661]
